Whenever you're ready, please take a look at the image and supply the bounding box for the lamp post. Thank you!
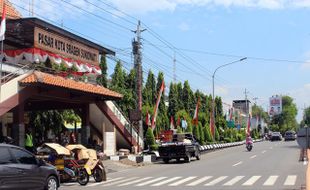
[211,57,247,139]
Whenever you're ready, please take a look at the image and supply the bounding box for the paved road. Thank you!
[60,140,306,190]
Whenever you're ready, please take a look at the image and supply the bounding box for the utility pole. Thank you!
[132,20,146,153]
[244,88,249,114]
[173,52,176,83]
[253,97,258,105]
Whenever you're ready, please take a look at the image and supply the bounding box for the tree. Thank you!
[204,124,213,143]
[198,122,205,144]
[270,96,298,133]
[143,70,156,106]
[252,104,269,124]
[303,106,310,127]
[96,55,108,87]
[145,127,155,149]
[168,83,178,118]
[176,82,184,110]
[182,81,194,113]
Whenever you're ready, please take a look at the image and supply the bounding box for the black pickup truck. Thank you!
[158,133,200,163]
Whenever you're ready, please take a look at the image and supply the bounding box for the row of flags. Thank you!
[0,3,6,41]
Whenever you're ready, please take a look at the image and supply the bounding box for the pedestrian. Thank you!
[25,128,34,153]
[69,131,76,144]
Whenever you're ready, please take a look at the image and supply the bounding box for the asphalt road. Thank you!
[60,140,306,190]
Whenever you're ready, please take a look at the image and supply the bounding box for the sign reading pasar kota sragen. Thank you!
[34,27,99,66]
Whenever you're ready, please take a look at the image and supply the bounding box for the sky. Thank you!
[12,0,310,122]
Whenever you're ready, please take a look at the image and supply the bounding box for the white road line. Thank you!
[250,155,257,159]
[118,177,153,186]
[89,177,123,187]
[204,176,228,186]
[186,176,213,186]
[169,176,197,186]
[223,176,245,186]
[233,161,242,166]
[263,175,278,186]
[262,150,266,153]
[102,177,138,186]
[151,177,182,186]
[242,176,261,186]
[136,177,167,186]
[284,175,297,186]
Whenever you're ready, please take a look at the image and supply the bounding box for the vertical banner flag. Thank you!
[210,114,214,139]
[177,116,181,127]
[192,97,200,126]
[229,107,233,121]
[170,116,175,130]
[0,3,6,41]
[145,111,151,127]
[247,114,251,136]
[151,81,165,130]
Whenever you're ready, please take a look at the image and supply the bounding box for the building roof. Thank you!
[1,0,22,19]
[19,71,122,99]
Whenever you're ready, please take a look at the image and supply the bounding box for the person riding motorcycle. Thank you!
[246,134,253,151]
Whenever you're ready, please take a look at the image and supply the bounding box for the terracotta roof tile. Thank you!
[20,71,123,99]
[2,0,22,19]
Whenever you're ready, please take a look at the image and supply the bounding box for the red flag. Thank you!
[229,108,233,121]
[247,114,251,137]
[145,111,151,127]
[0,2,6,41]
[210,114,214,139]
[192,97,200,126]
[151,81,165,130]
[177,116,180,127]
[170,116,175,130]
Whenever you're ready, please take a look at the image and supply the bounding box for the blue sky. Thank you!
[13,0,310,122]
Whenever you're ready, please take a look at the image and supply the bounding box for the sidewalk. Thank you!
[102,158,149,174]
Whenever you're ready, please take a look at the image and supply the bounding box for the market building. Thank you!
[0,1,143,155]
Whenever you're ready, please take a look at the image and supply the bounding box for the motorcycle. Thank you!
[246,142,253,151]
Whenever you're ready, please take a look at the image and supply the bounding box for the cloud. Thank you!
[178,22,190,31]
[301,61,310,70]
[289,83,310,122]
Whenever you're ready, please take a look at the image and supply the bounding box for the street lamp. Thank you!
[211,57,247,138]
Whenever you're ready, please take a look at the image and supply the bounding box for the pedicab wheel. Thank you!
[77,169,89,186]
[45,176,58,190]
[93,168,103,182]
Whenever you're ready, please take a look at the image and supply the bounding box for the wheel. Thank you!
[195,151,201,160]
[185,154,191,163]
[45,176,58,190]
[163,158,169,164]
[93,168,103,182]
[176,158,180,163]
[77,169,89,186]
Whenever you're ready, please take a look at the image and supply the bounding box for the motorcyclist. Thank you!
[246,135,253,145]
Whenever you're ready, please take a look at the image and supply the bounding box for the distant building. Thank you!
[232,100,251,115]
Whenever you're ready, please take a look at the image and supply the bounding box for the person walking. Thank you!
[25,128,34,153]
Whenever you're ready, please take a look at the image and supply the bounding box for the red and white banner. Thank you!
[192,97,200,126]
[170,116,175,130]
[210,114,214,139]
[151,81,165,130]
[247,114,251,136]
[145,111,151,127]
[0,3,6,41]
[2,48,102,75]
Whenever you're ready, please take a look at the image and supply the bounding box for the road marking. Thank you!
[102,177,138,186]
[88,177,123,187]
[204,176,228,186]
[250,155,257,159]
[186,176,213,186]
[242,176,261,186]
[151,177,182,186]
[223,176,245,186]
[262,150,266,153]
[263,175,278,186]
[118,177,153,186]
[284,175,297,186]
[233,161,242,166]
[169,176,197,186]
[136,177,167,186]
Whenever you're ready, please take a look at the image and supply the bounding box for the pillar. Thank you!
[81,104,90,145]
[12,103,25,147]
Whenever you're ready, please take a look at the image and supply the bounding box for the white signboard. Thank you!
[105,132,115,156]
[269,96,282,116]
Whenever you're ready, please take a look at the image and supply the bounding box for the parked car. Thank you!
[284,131,296,141]
[270,132,282,141]
[0,143,60,190]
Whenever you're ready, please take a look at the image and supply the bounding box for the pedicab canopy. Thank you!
[44,143,71,156]
[66,144,89,160]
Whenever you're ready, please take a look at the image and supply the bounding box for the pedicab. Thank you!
[36,143,89,185]
[66,144,106,182]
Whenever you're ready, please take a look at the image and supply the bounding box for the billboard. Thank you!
[269,95,282,116]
